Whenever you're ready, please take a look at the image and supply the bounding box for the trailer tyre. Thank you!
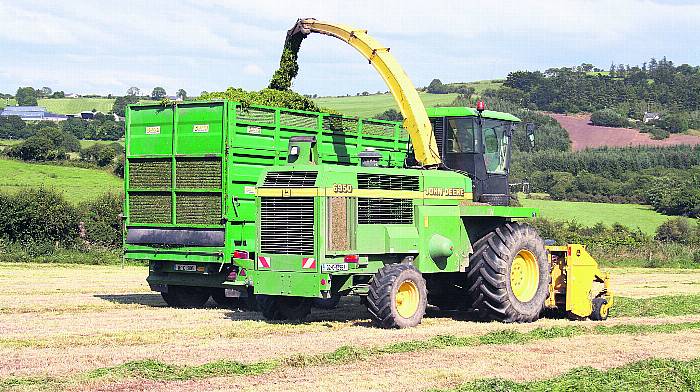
[466,222,549,323]
[590,297,609,321]
[161,286,211,308]
[367,264,427,328]
[258,295,312,321]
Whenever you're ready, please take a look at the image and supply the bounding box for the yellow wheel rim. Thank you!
[396,280,420,318]
[510,249,539,302]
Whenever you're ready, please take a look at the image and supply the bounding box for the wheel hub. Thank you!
[510,249,539,302]
[396,280,419,318]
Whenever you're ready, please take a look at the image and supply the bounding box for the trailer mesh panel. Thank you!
[323,116,359,135]
[280,111,317,129]
[236,107,275,124]
[176,193,221,225]
[362,121,395,138]
[358,198,413,224]
[176,158,221,189]
[357,173,419,191]
[264,171,318,187]
[128,159,171,189]
[260,197,314,254]
[129,192,172,224]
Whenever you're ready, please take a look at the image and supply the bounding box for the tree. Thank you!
[151,87,167,100]
[375,108,403,121]
[426,79,446,94]
[40,87,52,97]
[7,136,53,161]
[15,87,38,106]
[176,89,187,100]
[126,87,140,96]
[112,95,140,117]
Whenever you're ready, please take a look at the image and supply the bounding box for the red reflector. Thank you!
[240,268,246,276]
[567,246,572,256]
[344,255,359,263]
[227,270,237,280]
[320,278,327,286]
[476,100,485,112]
[233,250,250,259]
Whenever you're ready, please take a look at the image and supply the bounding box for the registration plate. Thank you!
[321,263,349,273]
[174,264,197,272]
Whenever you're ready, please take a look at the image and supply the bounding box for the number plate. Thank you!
[321,263,349,273]
[174,264,197,272]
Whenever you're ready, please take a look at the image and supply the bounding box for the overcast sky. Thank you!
[1,0,699,97]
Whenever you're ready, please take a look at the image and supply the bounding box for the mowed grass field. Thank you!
[314,92,459,118]
[0,158,122,204]
[1,262,699,391]
[518,194,690,234]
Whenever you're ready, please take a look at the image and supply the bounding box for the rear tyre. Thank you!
[211,288,244,310]
[258,295,312,321]
[161,285,211,308]
[590,297,609,321]
[466,222,549,323]
[312,293,342,310]
[367,264,427,328]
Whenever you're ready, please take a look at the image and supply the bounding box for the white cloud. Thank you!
[243,64,265,76]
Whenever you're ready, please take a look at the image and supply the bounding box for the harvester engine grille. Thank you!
[358,198,413,224]
[264,171,318,187]
[357,173,419,191]
[260,197,315,254]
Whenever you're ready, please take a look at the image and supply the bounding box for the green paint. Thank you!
[426,106,521,122]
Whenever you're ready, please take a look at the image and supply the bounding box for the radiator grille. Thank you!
[176,193,221,225]
[128,159,171,189]
[327,197,350,251]
[357,173,419,191]
[176,158,221,189]
[280,111,317,129]
[431,118,444,154]
[260,197,315,254]
[236,107,275,124]
[129,192,172,224]
[264,171,317,187]
[358,198,413,224]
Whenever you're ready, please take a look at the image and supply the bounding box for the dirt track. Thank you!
[1,263,699,391]
[549,113,700,151]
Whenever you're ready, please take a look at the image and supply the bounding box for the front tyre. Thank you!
[466,222,549,322]
[367,264,427,328]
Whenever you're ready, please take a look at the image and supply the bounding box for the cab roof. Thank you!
[426,107,521,122]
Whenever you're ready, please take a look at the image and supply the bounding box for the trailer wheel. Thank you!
[590,297,609,321]
[466,222,549,323]
[258,295,312,321]
[312,293,342,310]
[211,289,244,310]
[161,286,211,308]
[367,264,427,328]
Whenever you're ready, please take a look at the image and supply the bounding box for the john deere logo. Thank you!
[424,187,465,197]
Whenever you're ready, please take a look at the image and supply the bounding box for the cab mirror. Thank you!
[525,123,535,150]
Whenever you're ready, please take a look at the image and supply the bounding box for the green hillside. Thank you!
[313,92,459,118]
[519,195,691,235]
[446,79,504,94]
[1,98,157,114]
[0,158,122,204]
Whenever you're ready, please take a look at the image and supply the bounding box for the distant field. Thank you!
[448,79,504,94]
[79,139,124,148]
[0,98,160,114]
[313,92,459,118]
[519,194,690,234]
[0,158,122,204]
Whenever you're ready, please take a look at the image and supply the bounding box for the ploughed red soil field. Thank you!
[549,113,700,151]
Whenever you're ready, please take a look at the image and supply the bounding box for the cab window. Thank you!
[482,119,510,174]
[446,118,475,153]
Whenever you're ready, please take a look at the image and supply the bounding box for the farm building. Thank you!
[0,106,68,121]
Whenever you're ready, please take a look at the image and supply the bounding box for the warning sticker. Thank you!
[244,186,255,195]
[145,126,161,135]
[193,124,209,133]
[247,126,261,135]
